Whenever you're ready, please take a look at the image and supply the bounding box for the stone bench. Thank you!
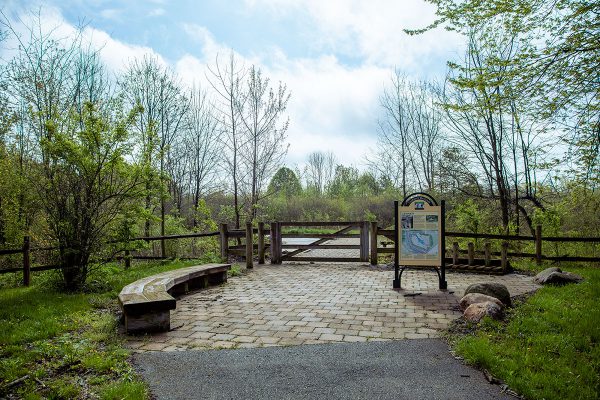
[118,263,231,334]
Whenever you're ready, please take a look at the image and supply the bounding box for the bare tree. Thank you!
[183,88,221,227]
[207,52,246,228]
[371,71,445,195]
[441,31,518,231]
[375,70,412,198]
[165,139,188,215]
[405,80,444,191]
[238,65,290,221]
[119,56,189,255]
[304,151,336,195]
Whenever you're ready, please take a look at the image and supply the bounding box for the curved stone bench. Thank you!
[119,263,231,334]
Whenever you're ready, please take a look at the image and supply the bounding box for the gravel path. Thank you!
[133,339,513,400]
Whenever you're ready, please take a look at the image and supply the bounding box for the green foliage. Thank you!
[35,101,145,290]
[452,199,482,234]
[415,0,600,186]
[193,199,218,232]
[452,265,600,399]
[532,207,562,237]
[228,264,242,277]
[328,165,360,198]
[163,213,188,257]
[268,167,302,197]
[0,149,34,247]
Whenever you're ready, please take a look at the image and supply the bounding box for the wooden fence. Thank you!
[280,221,369,263]
[1,222,599,286]
[371,223,600,267]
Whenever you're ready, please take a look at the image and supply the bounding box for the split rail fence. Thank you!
[1,222,599,286]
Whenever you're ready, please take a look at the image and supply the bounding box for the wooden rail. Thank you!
[274,221,370,263]
[276,221,364,227]
[2,223,599,286]
[369,225,600,267]
[124,231,219,241]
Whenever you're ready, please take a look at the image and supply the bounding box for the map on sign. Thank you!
[399,211,440,264]
[401,230,438,256]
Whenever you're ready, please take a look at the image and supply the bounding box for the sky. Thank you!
[1,0,464,168]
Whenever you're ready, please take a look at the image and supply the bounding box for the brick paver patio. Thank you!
[126,262,540,352]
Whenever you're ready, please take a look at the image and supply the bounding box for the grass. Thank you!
[449,262,600,400]
[0,253,221,399]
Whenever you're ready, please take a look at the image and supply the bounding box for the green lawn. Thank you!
[0,256,222,399]
[450,263,600,400]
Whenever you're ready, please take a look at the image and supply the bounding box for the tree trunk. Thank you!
[0,197,4,244]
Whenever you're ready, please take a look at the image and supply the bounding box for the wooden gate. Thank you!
[270,221,370,263]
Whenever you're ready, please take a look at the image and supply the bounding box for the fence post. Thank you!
[452,242,459,265]
[467,242,474,266]
[258,222,265,264]
[535,224,542,265]
[245,222,254,269]
[275,222,282,264]
[359,221,369,262]
[501,242,508,273]
[124,250,131,269]
[484,242,491,267]
[22,236,30,287]
[370,221,378,266]
[219,223,229,260]
[270,222,277,264]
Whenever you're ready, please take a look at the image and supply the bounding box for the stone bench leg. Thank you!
[125,311,170,334]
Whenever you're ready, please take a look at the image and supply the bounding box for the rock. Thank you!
[459,293,504,311]
[535,267,584,285]
[464,282,512,307]
[463,301,505,322]
[533,267,562,284]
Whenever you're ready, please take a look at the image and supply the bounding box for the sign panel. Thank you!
[398,201,442,266]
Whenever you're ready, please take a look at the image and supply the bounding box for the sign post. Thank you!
[394,193,447,290]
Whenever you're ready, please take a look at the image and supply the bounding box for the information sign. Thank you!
[398,203,441,266]
[393,193,447,290]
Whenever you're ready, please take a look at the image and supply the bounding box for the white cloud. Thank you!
[147,8,166,17]
[82,27,166,74]
[244,0,463,71]
[100,8,122,21]
[267,55,388,157]
[179,23,388,167]
[1,6,166,75]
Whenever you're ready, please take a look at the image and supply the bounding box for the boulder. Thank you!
[459,293,504,311]
[535,267,584,285]
[533,267,561,283]
[463,301,505,322]
[464,282,512,307]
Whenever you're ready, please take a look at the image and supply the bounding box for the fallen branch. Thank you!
[3,374,29,389]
